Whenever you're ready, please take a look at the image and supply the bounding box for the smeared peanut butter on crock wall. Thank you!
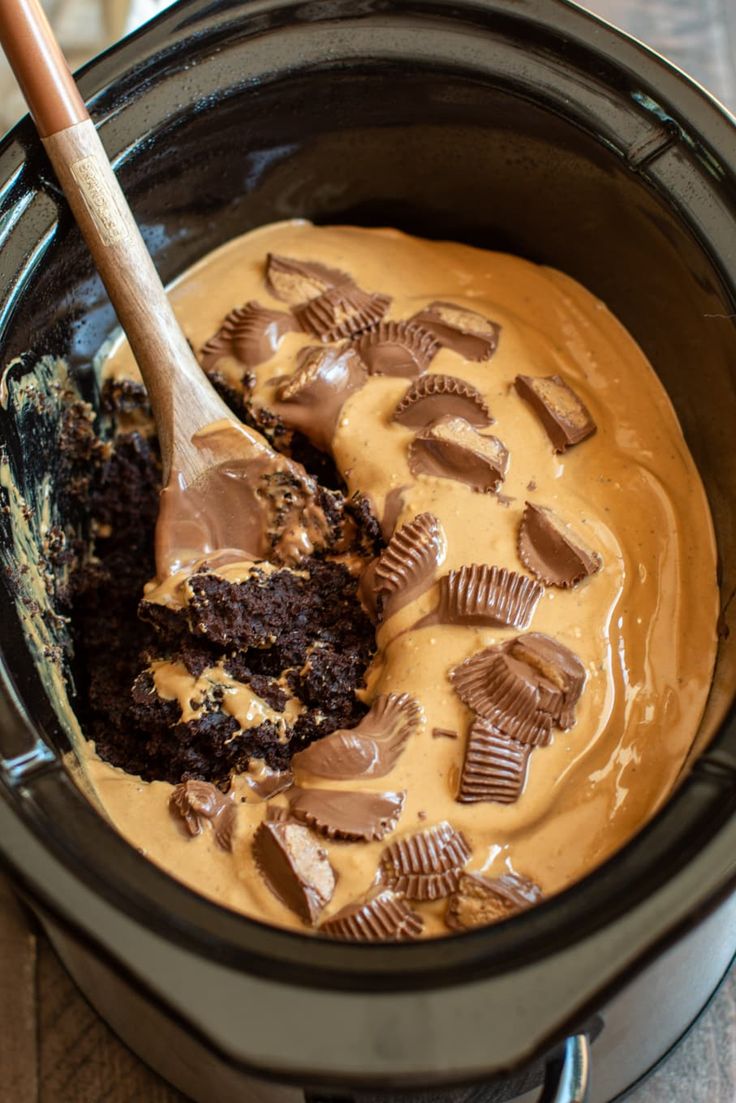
[79,221,719,937]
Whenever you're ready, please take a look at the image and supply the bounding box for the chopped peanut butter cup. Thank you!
[410,301,501,360]
[507,633,586,730]
[354,320,439,377]
[519,502,602,588]
[379,821,472,900]
[360,511,446,621]
[292,693,422,780]
[240,767,294,802]
[169,780,237,851]
[515,374,596,452]
[381,484,409,540]
[451,633,586,743]
[294,285,391,342]
[452,651,553,745]
[321,889,424,941]
[393,374,492,429]
[408,415,509,492]
[457,720,532,804]
[287,787,405,841]
[275,344,367,450]
[446,871,543,929]
[437,564,543,629]
[253,816,336,925]
[265,253,350,305]
[200,301,298,371]
[433,727,458,740]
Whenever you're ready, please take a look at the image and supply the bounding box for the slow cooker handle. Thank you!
[539,1034,590,1103]
[305,1035,590,1103]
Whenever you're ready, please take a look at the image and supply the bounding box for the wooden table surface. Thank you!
[1,1,735,1101]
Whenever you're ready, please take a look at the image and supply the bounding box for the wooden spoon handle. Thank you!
[42,118,228,473]
[0,0,229,479]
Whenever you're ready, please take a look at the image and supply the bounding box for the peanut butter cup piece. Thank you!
[393,373,492,429]
[252,816,336,924]
[265,804,291,822]
[408,415,509,493]
[451,633,585,738]
[379,821,471,900]
[457,720,532,804]
[170,780,237,851]
[240,766,294,803]
[437,564,543,629]
[360,512,446,621]
[292,693,422,780]
[451,651,553,745]
[381,484,409,540]
[433,727,458,740]
[275,344,367,450]
[507,633,586,730]
[515,374,596,452]
[410,301,501,361]
[446,871,543,930]
[321,889,424,941]
[294,285,391,342]
[200,301,298,371]
[518,502,602,588]
[265,253,350,305]
[354,320,439,377]
[287,788,405,841]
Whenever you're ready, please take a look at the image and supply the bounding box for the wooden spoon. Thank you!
[0,0,324,578]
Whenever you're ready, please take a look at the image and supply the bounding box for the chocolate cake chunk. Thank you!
[100,376,152,431]
[125,666,292,782]
[122,558,377,784]
[188,560,373,655]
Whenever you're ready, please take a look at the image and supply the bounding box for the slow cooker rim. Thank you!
[0,0,735,996]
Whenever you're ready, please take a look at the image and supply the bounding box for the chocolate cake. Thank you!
[70,380,378,787]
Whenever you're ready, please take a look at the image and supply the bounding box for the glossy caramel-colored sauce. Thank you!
[79,222,718,937]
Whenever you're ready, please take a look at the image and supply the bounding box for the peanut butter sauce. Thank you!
[79,221,719,937]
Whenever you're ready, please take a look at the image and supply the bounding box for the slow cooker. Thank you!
[0,1,735,1100]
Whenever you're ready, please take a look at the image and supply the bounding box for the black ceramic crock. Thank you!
[0,1,735,1100]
